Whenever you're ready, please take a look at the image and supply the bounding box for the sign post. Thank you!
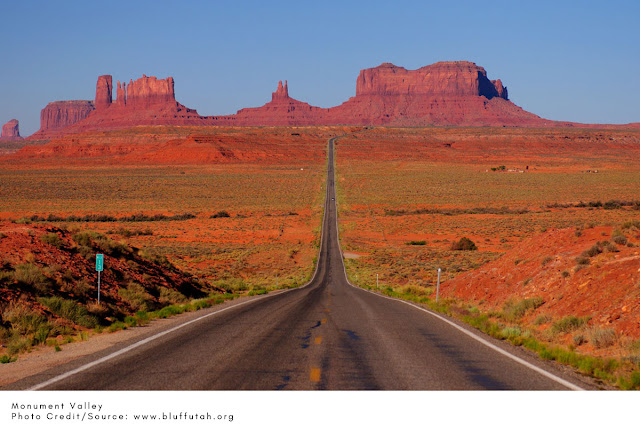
[96,254,104,304]
[436,268,441,303]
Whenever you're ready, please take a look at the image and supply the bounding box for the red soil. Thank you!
[444,226,640,341]
[0,222,210,319]
[9,126,357,166]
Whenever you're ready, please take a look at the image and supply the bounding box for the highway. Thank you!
[9,135,590,390]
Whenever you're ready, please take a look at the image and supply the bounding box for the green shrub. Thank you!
[406,240,426,246]
[210,211,231,218]
[621,220,640,230]
[40,233,63,248]
[124,316,138,328]
[575,256,590,266]
[588,327,617,349]
[573,334,586,346]
[450,237,477,251]
[154,305,186,318]
[533,314,552,325]
[38,296,98,328]
[72,230,129,257]
[3,304,50,335]
[501,326,523,338]
[158,287,188,305]
[137,248,172,268]
[33,324,52,344]
[7,336,31,355]
[551,316,588,334]
[72,230,102,247]
[135,311,150,325]
[612,235,628,246]
[502,297,544,321]
[398,285,433,297]
[581,240,619,259]
[191,300,212,311]
[14,263,52,293]
[118,282,155,312]
[108,321,127,332]
[0,355,17,363]
[541,256,553,266]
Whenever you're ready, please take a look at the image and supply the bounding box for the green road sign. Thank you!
[96,254,104,272]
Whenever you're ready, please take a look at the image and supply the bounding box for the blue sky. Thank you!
[1,0,638,135]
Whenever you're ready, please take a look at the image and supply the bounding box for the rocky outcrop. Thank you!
[271,80,289,101]
[230,80,326,126]
[25,61,636,137]
[95,75,113,109]
[125,75,175,108]
[1,119,22,141]
[492,79,508,100]
[355,61,508,100]
[116,81,126,107]
[33,101,94,136]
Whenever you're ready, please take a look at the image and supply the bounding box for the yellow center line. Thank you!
[310,367,321,382]
[314,336,323,345]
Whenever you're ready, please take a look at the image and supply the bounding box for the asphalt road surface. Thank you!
[10,135,590,390]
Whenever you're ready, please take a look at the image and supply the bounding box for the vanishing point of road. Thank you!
[8,135,592,390]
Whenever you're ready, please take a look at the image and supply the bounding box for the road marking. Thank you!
[315,336,323,345]
[343,279,586,390]
[310,368,321,382]
[28,287,308,391]
[23,132,349,391]
[329,136,585,391]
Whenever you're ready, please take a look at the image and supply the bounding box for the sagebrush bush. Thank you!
[551,315,588,334]
[38,296,98,328]
[450,237,477,251]
[533,314,552,325]
[14,263,52,293]
[612,235,628,246]
[502,297,544,321]
[72,230,130,257]
[588,326,617,349]
[118,282,154,311]
[3,303,50,336]
[158,287,187,305]
[40,233,63,248]
[210,211,230,218]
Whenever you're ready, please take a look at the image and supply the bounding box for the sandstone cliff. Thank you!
[271,80,289,101]
[95,75,113,110]
[1,119,22,141]
[28,101,94,139]
[355,61,508,99]
[116,81,126,107]
[24,61,637,137]
[126,75,175,108]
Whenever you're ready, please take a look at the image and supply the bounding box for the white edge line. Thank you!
[29,137,339,391]
[331,138,585,392]
[30,292,286,390]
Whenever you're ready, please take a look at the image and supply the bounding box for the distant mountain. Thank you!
[26,62,639,139]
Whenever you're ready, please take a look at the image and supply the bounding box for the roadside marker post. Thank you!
[436,268,441,303]
[96,254,104,304]
[377,273,379,289]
